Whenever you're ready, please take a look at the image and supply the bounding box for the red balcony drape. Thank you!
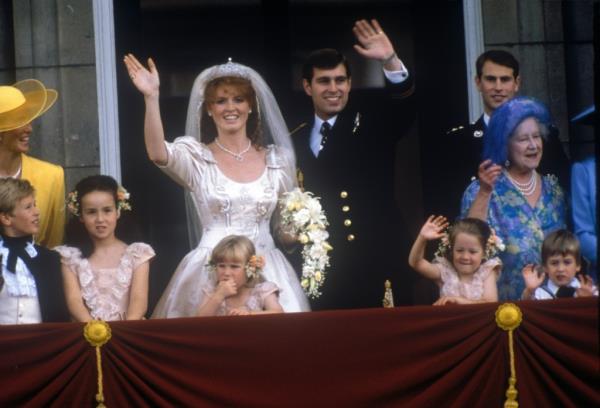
[1,298,598,407]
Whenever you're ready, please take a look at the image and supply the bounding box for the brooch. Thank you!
[352,112,361,135]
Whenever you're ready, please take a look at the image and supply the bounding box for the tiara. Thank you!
[206,58,253,81]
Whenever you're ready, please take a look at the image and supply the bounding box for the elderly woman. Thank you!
[0,79,65,248]
[461,97,566,300]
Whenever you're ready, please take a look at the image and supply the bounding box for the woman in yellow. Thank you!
[0,79,65,247]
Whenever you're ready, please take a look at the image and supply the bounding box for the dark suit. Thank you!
[427,114,571,220]
[292,80,416,310]
[31,246,70,322]
[1,238,69,323]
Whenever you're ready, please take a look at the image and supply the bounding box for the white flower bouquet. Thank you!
[280,188,332,298]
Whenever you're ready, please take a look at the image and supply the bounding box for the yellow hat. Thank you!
[0,79,58,132]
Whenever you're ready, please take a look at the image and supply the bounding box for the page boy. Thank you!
[0,178,68,323]
[521,229,598,300]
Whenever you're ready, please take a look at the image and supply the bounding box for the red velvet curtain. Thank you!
[1,298,598,407]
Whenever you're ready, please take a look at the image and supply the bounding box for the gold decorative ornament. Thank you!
[347,234,355,241]
[342,205,350,212]
[84,320,112,408]
[382,280,394,308]
[495,303,522,331]
[495,303,522,408]
[343,219,352,227]
[340,191,348,198]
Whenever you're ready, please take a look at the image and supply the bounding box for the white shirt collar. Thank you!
[546,277,580,294]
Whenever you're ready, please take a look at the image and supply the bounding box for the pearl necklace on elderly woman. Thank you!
[504,169,537,196]
[214,138,252,161]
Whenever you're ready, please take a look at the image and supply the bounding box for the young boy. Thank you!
[521,229,598,300]
[0,178,69,324]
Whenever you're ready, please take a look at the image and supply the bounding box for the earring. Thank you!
[207,112,212,117]
[504,159,510,168]
[249,110,252,114]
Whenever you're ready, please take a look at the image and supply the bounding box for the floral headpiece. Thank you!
[245,255,265,281]
[66,185,132,217]
[434,227,505,259]
[207,255,265,282]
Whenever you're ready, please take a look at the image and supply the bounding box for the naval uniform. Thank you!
[292,71,416,310]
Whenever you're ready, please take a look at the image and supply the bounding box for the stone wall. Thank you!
[3,0,100,191]
[482,0,594,157]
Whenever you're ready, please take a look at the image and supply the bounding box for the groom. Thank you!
[292,19,416,310]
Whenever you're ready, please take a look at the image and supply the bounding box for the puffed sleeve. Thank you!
[127,242,156,270]
[53,245,82,275]
[478,257,502,281]
[157,136,212,190]
[256,281,280,301]
[432,256,454,285]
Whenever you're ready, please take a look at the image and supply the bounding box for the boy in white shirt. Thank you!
[521,229,598,300]
[0,178,68,323]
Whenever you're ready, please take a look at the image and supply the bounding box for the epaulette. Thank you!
[290,122,308,137]
[446,125,464,135]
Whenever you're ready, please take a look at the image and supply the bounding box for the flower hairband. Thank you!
[207,255,265,282]
[434,227,505,259]
[66,185,132,217]
[245,255,265,281]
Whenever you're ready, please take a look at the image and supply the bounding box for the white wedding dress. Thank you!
[151,137,310,318]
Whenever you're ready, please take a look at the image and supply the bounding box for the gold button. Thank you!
[347,234,355,241]
[340,191,348,198]
[342,205,350,212]
[344,219,352,227]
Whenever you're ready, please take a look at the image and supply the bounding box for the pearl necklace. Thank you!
[0,162,22,179]
[214,138,252,161]
[504,170,537,196]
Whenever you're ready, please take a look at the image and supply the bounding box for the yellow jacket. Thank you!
[21,154,65,247]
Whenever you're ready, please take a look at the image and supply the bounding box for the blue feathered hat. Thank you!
[483,96,552,165]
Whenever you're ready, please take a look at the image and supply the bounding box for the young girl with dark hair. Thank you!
[55,175,154,321]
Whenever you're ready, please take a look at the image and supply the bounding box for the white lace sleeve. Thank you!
[54,245,83,275]
[127,243,156,270]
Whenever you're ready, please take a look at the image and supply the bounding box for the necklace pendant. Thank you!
[235,155,243,162]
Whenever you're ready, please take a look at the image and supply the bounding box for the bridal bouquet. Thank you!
[280,188,332,298]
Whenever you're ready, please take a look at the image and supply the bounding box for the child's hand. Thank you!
[419,215,449,241]
[433,296,468,306]
[521,264,545,290]
[576,274,595,297]
[228,308,250,316]
[215,278,237,299]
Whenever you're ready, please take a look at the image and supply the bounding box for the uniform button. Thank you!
[344,219,352,227]
[340,191,348,198]
[347,234,355,241]
[342,205,350,212]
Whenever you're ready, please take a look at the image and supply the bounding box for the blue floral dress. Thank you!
[461,172,566,300]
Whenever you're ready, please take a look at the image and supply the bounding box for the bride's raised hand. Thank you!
[123,53,159,98]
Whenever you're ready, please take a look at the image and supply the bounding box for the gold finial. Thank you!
[84,321,112,408]
[495,303,523,408]
[382,280,394,308]
[495,303,522,331]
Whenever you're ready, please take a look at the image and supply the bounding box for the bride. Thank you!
[124,55,310,316]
